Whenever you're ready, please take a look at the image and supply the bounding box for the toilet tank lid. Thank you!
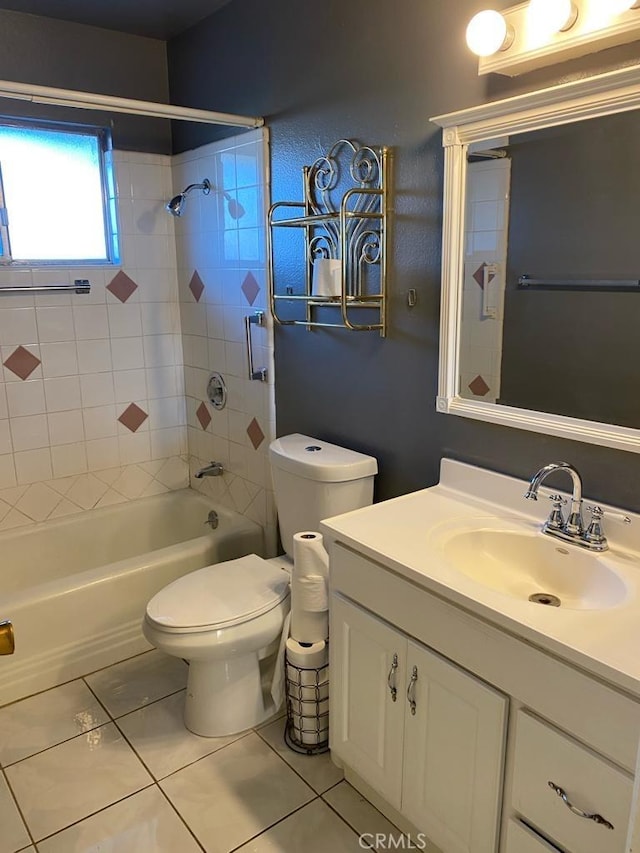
[269,434,378,482]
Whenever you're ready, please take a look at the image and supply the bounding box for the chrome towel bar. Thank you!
[0,279,90,295]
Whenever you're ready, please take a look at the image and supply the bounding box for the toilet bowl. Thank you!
[144,554,290,736]
[143,434,377,738]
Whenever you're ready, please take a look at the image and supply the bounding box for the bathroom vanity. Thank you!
[321,460,640,853]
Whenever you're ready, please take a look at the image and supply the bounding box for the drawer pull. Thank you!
[407,666,418,715]
[387,654,398,702]
[547,781,614,830]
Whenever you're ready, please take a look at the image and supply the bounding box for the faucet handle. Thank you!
[585,505,631,525]
[546,494,567,531]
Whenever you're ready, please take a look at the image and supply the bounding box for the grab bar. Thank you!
[244,310,268,382]
[518,275,640,290]
[0,279,90,295]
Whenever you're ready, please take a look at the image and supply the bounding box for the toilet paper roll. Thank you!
[286,637,328,669]
[312,258,342,298]
[293,531,329,581]
[286,638,329,700]
[290,578,328,644]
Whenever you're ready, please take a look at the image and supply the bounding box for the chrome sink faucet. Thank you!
[524,462,607,551]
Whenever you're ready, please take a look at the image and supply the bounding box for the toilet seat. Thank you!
[146,554,290,634]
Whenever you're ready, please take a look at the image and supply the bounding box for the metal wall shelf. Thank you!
[267,139,389,336]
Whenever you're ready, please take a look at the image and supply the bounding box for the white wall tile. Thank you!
[44,377,82,412]
[86,437,120,471]
[51,442,88,478]
[108,304,143,338]
[6,380,46,417]
[111,337,145,372]
[83,405,118,440]
[77,340,112,374]
[40,342,78,378]
[11,415,49,451]
[0,454,17,489]
[14,448,53,484]
[80,374,115,408]
[0,420,12,455]
[47,411,85,446]
[0,308,38,345]
[114,370,148,404]
[73,305,110,340]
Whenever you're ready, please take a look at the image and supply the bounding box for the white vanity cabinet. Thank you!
[326,538,640,853]
[331,594,508,853]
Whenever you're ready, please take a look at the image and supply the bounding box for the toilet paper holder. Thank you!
[284,650,330,756]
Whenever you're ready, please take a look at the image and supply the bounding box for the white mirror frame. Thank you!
[431,64,640,455]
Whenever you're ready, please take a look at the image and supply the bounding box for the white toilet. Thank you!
[143,433,377,737]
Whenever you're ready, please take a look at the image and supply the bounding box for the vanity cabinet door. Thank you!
[330,595,406,810]
[401,640,508,853]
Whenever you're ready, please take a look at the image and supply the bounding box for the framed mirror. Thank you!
[431,65,640,454]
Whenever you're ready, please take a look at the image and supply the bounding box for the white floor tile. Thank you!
[0,773,30,853]
[85,650,187,717]
[257,719,343,794]
[234,798,358,853]
[37,786,202,853]
[160,732,315,853]
[0,680,110,767]
[323,781,400,838]
[5,723,152,841]
[117,690,247,780]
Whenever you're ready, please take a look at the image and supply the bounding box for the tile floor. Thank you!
[0,649,399,853]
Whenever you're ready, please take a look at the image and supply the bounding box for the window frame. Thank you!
[0,117,119,268]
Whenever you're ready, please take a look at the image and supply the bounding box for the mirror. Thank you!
[432,66,640,454]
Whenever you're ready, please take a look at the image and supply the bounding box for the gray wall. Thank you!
[168,0,640,511]
[0,9,171,152]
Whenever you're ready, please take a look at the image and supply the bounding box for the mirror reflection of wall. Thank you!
[459,111,640,429]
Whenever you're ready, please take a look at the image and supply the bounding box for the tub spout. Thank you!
[0,620,15,655]
[195,461,224,478]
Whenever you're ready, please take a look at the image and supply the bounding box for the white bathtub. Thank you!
[0,489,264,707]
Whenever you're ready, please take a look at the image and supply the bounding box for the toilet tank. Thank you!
[269,433,378,557]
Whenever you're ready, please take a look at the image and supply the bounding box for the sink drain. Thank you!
[529,593,561,607]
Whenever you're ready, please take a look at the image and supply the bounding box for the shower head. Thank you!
[166,178,212,217]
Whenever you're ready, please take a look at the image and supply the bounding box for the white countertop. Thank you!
[321,459,640,699]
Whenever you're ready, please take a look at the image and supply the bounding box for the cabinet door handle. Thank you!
[387,654,398,702]
[547,781,614,830]
[407,665,418,715]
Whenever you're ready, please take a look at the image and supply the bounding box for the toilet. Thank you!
[143,433,377,737]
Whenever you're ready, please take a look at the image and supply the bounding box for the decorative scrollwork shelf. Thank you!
[267,139,389,336]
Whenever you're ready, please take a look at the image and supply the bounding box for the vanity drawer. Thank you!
[503,819,563,852]
[511,711,633,853]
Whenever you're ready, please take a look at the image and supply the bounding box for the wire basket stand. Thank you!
[284,648,330,755]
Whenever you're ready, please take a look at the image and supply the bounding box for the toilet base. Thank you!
[184,653,275,737]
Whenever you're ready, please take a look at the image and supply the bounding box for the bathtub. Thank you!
[0,489,264,707]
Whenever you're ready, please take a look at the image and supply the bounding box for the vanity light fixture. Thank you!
[466,10,514,57]
[527,0,578,37]
[468,0,640,76]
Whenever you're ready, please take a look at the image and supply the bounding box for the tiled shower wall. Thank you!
[460,159,511,404]
[173,128,277,555]
[0,151,188,529]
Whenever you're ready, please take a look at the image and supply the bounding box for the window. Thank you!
[0,121,119,266]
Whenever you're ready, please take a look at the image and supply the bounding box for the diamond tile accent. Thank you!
[241,272,260,306]
[196,402,211,430]
[473,263,495,289]
[188,271,205,303]
[118,403,148,433]
[247,417,265,450]
[468,375,491,397]
[3,346,41,380]
[107,271,138,303]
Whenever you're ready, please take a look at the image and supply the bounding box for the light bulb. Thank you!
[610,0,640,10]
[466,10,512,57]
[527,0,578,36]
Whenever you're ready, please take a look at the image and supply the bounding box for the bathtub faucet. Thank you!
[195,461,224,478]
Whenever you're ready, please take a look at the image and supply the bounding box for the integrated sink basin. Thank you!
[438,524,629,610]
